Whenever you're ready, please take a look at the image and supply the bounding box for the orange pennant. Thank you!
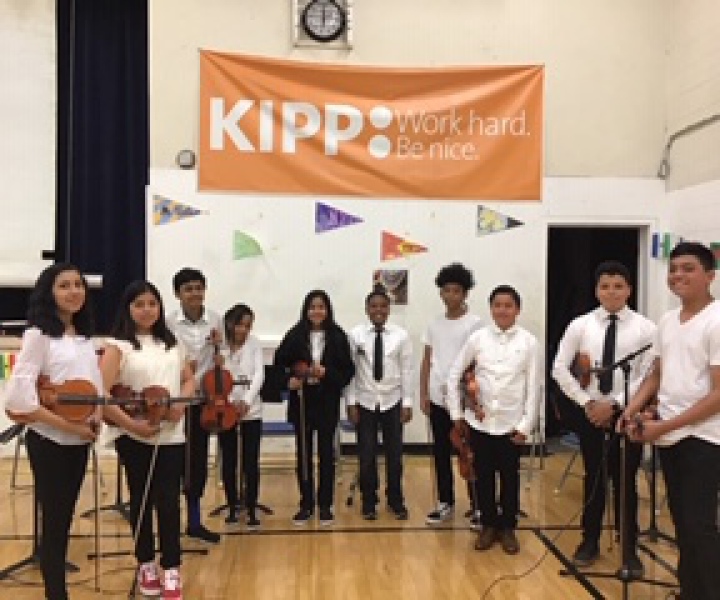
[382,231,428,261]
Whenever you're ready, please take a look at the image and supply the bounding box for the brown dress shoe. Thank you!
[474,527,497,551]
[500,529,519,555]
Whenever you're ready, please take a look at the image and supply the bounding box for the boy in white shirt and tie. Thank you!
[347,287,414,521]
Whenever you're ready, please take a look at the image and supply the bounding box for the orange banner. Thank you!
[199,52,544,200]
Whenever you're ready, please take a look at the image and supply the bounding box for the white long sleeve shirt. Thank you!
[167,308,222,382]
[346,322,414,411]
[4,327,104,445]
[552,306,656,408]
[220,335,264,421]
[445,324,540,436]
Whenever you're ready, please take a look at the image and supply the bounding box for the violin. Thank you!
[6,376,99,424]
[571,352,593,389]
[449,423,476,482]
[110,385,198,427]
[200,344,237,433]
[462,361,479,410]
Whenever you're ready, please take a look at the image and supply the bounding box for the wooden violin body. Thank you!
[462,361,479,410]
[201,365,237,433]
[110,384,179,427]
[449,424,476,482]
[6,377,98,424]
[571,352,593,389]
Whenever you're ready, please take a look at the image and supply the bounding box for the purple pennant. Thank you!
[315,202,363,233]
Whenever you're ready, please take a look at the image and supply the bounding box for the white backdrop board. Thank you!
[147,169,675,444]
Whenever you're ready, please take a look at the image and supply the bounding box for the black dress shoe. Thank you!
[572,539,599,567]
[362,507,378,521]
[186,524,221,543]
[390,504,408,520]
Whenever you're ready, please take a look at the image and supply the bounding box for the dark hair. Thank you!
[594,260,632,286]
[365,285,390,306]
[224,303,255,343]
[111,280,176,350]
[26,263,95,338]
[669,241,716,271]
[298,290,337,330]
[172,268,206,293]
[435,262,475,291]
[489,285,521,308]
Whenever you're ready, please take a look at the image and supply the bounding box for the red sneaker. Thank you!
[162,568,183,600]
[137,562,162,596]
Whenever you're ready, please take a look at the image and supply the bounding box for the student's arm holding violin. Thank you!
[5,328,98,441]
[445,333,485,430]
[99,344,159,437]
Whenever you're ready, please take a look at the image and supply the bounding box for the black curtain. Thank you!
[57,0,148,332]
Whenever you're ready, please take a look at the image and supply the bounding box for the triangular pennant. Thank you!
[153,194,205,225]
[477,206,523,236]
[233,231,263,260]
[711,243,720,268]
[382,231,428,261]
[315,202,363,233]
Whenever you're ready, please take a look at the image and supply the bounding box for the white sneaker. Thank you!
[425,503,454,525]
[162,568,183,600]
[137,561,162,596]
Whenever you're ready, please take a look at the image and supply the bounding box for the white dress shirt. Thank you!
[4,327,104,445]
[167,307,222,382]
[552,306,656,408]
[220,335,265,422]
[446,324,540,436]
[346,322,414,411]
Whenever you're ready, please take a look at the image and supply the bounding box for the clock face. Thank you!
[302,0,346,43]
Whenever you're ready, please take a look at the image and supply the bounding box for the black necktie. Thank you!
[373,328,383,382]
[598,314,618,394]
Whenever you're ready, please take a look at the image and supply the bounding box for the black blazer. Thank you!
[273,322,355,429]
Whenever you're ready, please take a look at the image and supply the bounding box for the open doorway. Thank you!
[545,226,642,435]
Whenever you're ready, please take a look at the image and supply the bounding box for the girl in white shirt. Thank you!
[4,263,102,600]
[216,304,265,528]
[101,280,194,600]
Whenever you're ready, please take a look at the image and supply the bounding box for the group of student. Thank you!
[3,240,720,600]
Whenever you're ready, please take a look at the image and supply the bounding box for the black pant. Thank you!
[660,437,720,600]
[469,428,520,530]
[217,419,262,509]
[183,404,209,501]
[294,416,337,511]
[429,404,455,505]
[568,406,642,548]
[116,436,184,569]
[357,403,404,510]
[25,431,89,600]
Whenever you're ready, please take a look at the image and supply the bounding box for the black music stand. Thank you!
[81,454,131,523]
[560,345,676,599]
[0,486,79,581]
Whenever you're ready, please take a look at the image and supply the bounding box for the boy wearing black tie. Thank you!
[552,261,655,573]
[347,288,414,521]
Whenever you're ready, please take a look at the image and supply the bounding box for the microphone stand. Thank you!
[562,345,675,599]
